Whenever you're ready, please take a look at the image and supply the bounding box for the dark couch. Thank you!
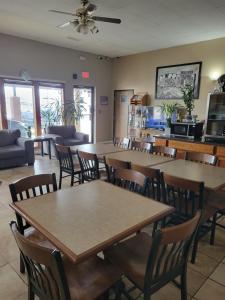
[0,129,35,169]
[44,125,89,156]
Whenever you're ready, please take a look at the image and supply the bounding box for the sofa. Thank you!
[44,125,89,156]
[0,129,35,169]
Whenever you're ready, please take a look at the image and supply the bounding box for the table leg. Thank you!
[48,140,51,159]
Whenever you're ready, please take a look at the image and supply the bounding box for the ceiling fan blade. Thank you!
[92,16,121,24]
[57,22,71,28]
[49,9,76,17]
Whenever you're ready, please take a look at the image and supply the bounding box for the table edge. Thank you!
[9,201,174,263]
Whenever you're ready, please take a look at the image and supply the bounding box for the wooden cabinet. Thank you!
[215,146,225,167]
[154,137,224,164]
[168,140,214,154]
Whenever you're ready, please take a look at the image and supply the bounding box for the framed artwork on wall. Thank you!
[155,61,202,99]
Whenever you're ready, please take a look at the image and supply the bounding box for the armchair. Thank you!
[0,129,34,169]
[44,125,89,156]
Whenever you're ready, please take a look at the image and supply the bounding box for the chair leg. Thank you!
[20,254,25,274]
[59,170,62,189]
[71,174,74,187]
[210,213,217,245]
[28,285,35,300]
[191,236,199,264]
[181,269,187,300]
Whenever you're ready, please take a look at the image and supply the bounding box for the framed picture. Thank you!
[155,61,202,99]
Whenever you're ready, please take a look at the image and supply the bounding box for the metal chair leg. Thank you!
[191,236,198,264]
[20,254,25,274]
[28,285,35,300]
[71,174,74,186]
[181,268,187,300]
[210,213,217,245]
[59,170,62,189]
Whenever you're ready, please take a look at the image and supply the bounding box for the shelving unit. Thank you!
[204,93,225,141]
[127,93,149,139]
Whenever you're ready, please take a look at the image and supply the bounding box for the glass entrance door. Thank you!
[39,86,64,134]
[74,87,94,143]
[4,84,35,137]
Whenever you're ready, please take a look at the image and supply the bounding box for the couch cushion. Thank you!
[0,130,21,147]
[63,139,83,146]
[46,126,76,138]
[0,145,25,159]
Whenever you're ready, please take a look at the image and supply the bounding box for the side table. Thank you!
[32,136,52,159]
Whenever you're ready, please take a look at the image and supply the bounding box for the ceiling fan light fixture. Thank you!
[72,20,79,28]
[90,25,99,34]
[77,24,89,34]
[87,19,95,27]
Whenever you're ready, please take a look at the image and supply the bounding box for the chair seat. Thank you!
[63,256,122,300]
[24,227,54,249]
[104,232,152,290]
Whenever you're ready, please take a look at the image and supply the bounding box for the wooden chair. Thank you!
[105,157,131,183]
[185,151,217,166]
[113,168,148,195]
[153,146,177,158]
[114,137,130,149]
[55,144,81,189]
[132,165,161,201]
[10,221,122,300]
[77,150,100,183]
[9,173,57,273]
[131,141,152,153]
[104,211,201,300]
[161,173,217,263]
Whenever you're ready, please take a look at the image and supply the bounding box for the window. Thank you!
[4,84,35,137]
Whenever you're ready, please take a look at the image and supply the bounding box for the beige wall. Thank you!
[112,37,225,120]
[0,33,113,142]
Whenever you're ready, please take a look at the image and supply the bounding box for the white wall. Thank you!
[0,33,113,142]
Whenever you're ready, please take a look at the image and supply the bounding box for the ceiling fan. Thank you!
[49,0,121,35]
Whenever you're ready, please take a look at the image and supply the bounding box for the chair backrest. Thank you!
[9,173,57,234]
[114,137,130,149]
[185,151,217,166]
[153,146,176,158]
[114,168,148,195]
[161,173,205,219]
[132,165,161,201]
[144,211,201,294]
[144,136,156,144]
[55,144,74,172]
[77,150,100,182]
[131,141,152,153]
[10,221,70,300]
[105,157,131,183]
[47,125,76,138]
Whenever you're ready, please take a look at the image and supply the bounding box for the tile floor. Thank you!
[0,156,225,300]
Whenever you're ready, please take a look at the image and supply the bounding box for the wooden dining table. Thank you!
[70,143,127,156]
[105,150,174,167]
[10,180,173,263]
[152,159,225,190]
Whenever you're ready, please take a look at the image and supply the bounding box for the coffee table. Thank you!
[33,136,52,159]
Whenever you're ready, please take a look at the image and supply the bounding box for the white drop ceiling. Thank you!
[0,0,225,57]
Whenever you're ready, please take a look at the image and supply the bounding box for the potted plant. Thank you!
[41,96,86,132]
[181,84,195,120]
[161,102,179,134]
